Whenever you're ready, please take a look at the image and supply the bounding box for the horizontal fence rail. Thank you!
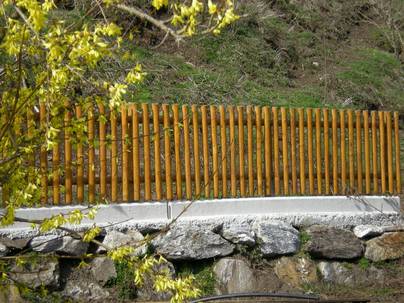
[1,103,401,205]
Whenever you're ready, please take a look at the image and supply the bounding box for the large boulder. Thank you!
[98,230,147,256]
[57,236,89,256]
[365,232,404,262]
[213,258,255,294]
[305,226,363,260]
[62,280,110,301]
[136,261,175,301]
[153,223,234,260]
[253,220,300,257]
[0,243,9,257]
[9,258,60,289]
[29,235,63,253]
[0,237,31,251]
[220,219,256,246]
[353,225,384,239]
[90,257,117,286]
[274,257,318,288]
[317,261,384,286]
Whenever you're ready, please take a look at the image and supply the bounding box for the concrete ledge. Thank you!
[0,196,400,237]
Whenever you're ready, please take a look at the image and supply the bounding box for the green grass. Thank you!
[176,261,216,297]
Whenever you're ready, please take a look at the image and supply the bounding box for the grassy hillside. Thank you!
[113,0,403,114]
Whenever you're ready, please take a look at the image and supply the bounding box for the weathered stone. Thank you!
[365,232,404,262]
[274,257,318,288]
[153,223,234,260]
[30,235,63,253]
[0,284,24,303]
[137,261,175,301]
[317,261,384,285]
[0,237,31,250]
[353,225,384,239]
[221,220,255,246]
[9,258,59,289]
[90,257,117,286]
[98,229,147,256]
[253,220,300,257]
[62,281,110,301]
[0,242,9,257]
[306,226,363,260]
[57,236,89,256]
[214,258,255,294]
[317,262,354,285]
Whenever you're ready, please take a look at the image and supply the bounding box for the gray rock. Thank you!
[0,284,24,303]
[0,243,9,257]
[62,281,110,301]
[274,257,318,288]
[57,236,89,256]
[90,257,117,286]
[317,262,354,285]
[30,235,63,253]
[221,220,255,246]
[98,229,147,256]
[9,258,59,288]
[137,261,175,301]
[214,258,255,294]
[306,226,363,260]
[317,261,384,285]
[0,237,31,250]
[153,223,234,260]
[353,225,384,239]
[253,220,300,257]
[365,232,404,262]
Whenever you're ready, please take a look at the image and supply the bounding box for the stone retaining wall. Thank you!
[1,216,404,302]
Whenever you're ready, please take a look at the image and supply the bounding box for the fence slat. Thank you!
[394,112,401,194]
[324,109,330,195]
[340,110,346,192]
[143,104,151,200]
[281,108,289,195]
[316,109,322,194]
[173,104,182,200]
[202,106,210,197]
[153,104,162,200]
[348,110,354,191]
[379,111,386,193]
[40,103,48,204]
[111,110,118,202]
[386,111,393,193]
[192,105,201,197]
[76,106,84,203]
[220,105,228,198]
[308,108,314,194]
[238,106,246,197]
[247,106,254,196]
[183,105,192,200]
[255,106,263,196]
[64,103,72,204]
[163,104,172,200]
[52,127,60,205]
[132,104,141,201]
[99,104,107,199]
[332,109,338,194]
[211,105,219,198]
[273,107,280,195]
[229,106,236,196]
[371,111,378,193]
[356,111,362,193]
[264,107,272,196]
[290,108,297,195]
[298,108,305,194]
[363,111,371,194]
[88,106,95,203]
[121,106,129,201]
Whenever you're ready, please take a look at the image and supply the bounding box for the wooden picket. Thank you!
[0,103,402,205]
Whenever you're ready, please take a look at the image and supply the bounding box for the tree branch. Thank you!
[115,4,183,43]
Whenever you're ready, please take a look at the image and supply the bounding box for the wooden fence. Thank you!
[1,103,402,205]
